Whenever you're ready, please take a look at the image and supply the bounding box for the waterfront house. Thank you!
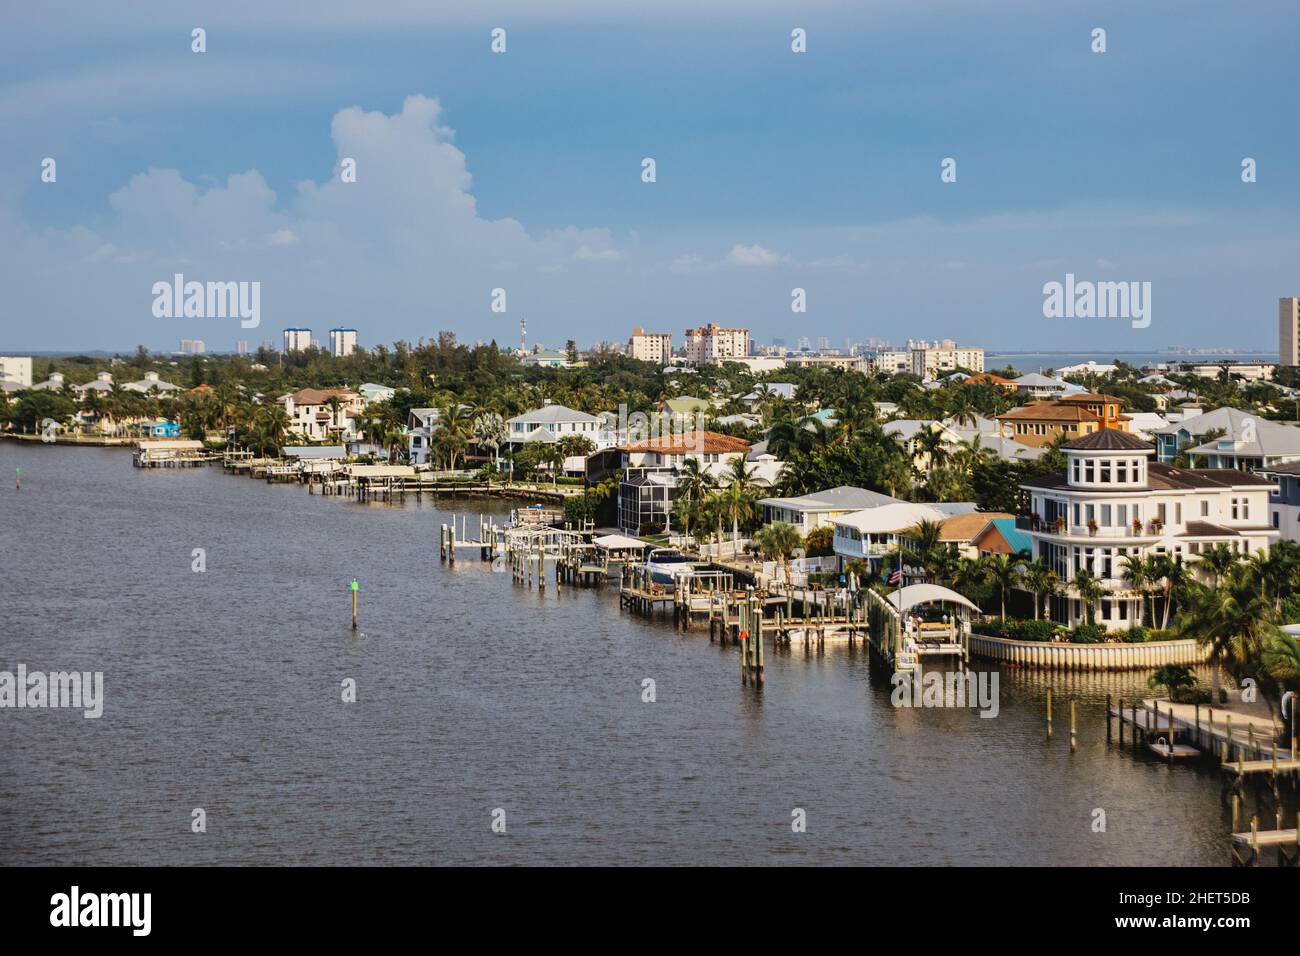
[831,502,950,567]
[620,430,751,471]
[758,485,902,534]
[1019,429,1277,628]
[406,407,440,465]
[506,402,606,449]
[615,432,775,534]
[279,387,363,442]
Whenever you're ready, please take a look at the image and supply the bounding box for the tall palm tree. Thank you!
[1023,558,1059,621]
[1248,542,1299,613]
[1071,567,1105,627]
[1176,565,1279,702]
[721,456,761,544]
[1198,543,1240,589]
[902,519,945,581]
[673,458,715,544]
[1150,554,1191,630]
[1119,553,1154,627]
[983,553,1023,621]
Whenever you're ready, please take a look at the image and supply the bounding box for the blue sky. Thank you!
[3,0,1297,353]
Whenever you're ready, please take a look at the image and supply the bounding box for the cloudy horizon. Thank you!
[3,0,1297,354]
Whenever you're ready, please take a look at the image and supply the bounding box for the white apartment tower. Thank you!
[1280,298,1300,366]
[0,356,34,387]
[683,324,750,364]
[329,327,359,358]
[628,328,673,364]
[908,339,985,379]
[283,328,312,353]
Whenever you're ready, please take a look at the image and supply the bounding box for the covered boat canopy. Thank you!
[887,583,980,614]
[592,534,647,551]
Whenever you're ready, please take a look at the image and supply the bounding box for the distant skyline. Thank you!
[4,1,1298,352]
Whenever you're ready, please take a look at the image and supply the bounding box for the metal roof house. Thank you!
[758,485,902,532]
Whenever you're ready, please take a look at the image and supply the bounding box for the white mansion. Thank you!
[1020,429,1277,628]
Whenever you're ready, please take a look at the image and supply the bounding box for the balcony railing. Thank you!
[1017,515,1163,538]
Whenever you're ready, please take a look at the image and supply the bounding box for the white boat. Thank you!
[643,548,705,586]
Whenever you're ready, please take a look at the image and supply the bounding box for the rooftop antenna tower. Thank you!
[520,317,527,354]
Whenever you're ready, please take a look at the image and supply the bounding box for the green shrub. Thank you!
[1281,594,1300,625]
[1071,623,1105,644]
[975,618,1060,642]
[1121,626,1150,644]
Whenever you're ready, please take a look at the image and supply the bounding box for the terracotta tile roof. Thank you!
[998,401,1100,423]
[289,387,357,406]
[622,431,751,454]
[1058,392,1124,404]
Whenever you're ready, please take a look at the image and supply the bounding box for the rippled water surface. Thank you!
[1,444,1240,865]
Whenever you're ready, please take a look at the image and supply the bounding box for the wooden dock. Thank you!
[1230,824,1300,867]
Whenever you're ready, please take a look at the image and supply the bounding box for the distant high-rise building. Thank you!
[907,339,985,379]
[0,355,33,387]
[283,328,312,353]
[628,327,673,364]
[1281,298,1300,366]
[235,340,249,356]
[683,324,750,365]
[178,339,206,355]
[328,327,359,358]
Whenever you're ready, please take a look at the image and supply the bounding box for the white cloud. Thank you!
[0,94,629,347]
[724,243,787,267]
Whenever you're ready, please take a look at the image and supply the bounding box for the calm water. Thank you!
[0,443,1239,865]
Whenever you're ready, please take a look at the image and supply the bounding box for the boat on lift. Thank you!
[642,548,706,586]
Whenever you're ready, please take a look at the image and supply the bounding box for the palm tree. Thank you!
[1175,564,1278,702]
[324,396,343,438]
[1198,543,1240,589]
[1119,553,1154,627]
[721,456,761,545]
[673,458,715,544]
[902,519,945,582]
[1150,554,1191,630]
[753,522,803,581]
[1148,664,1197,701]
[1248,542,1300,613]
[982,553,1023,621]
[472,412,507,467]
[1023,558,1059,620]
[1071,567,1105,627]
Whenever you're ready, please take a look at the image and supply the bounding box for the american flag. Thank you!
[888,568,904,586]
